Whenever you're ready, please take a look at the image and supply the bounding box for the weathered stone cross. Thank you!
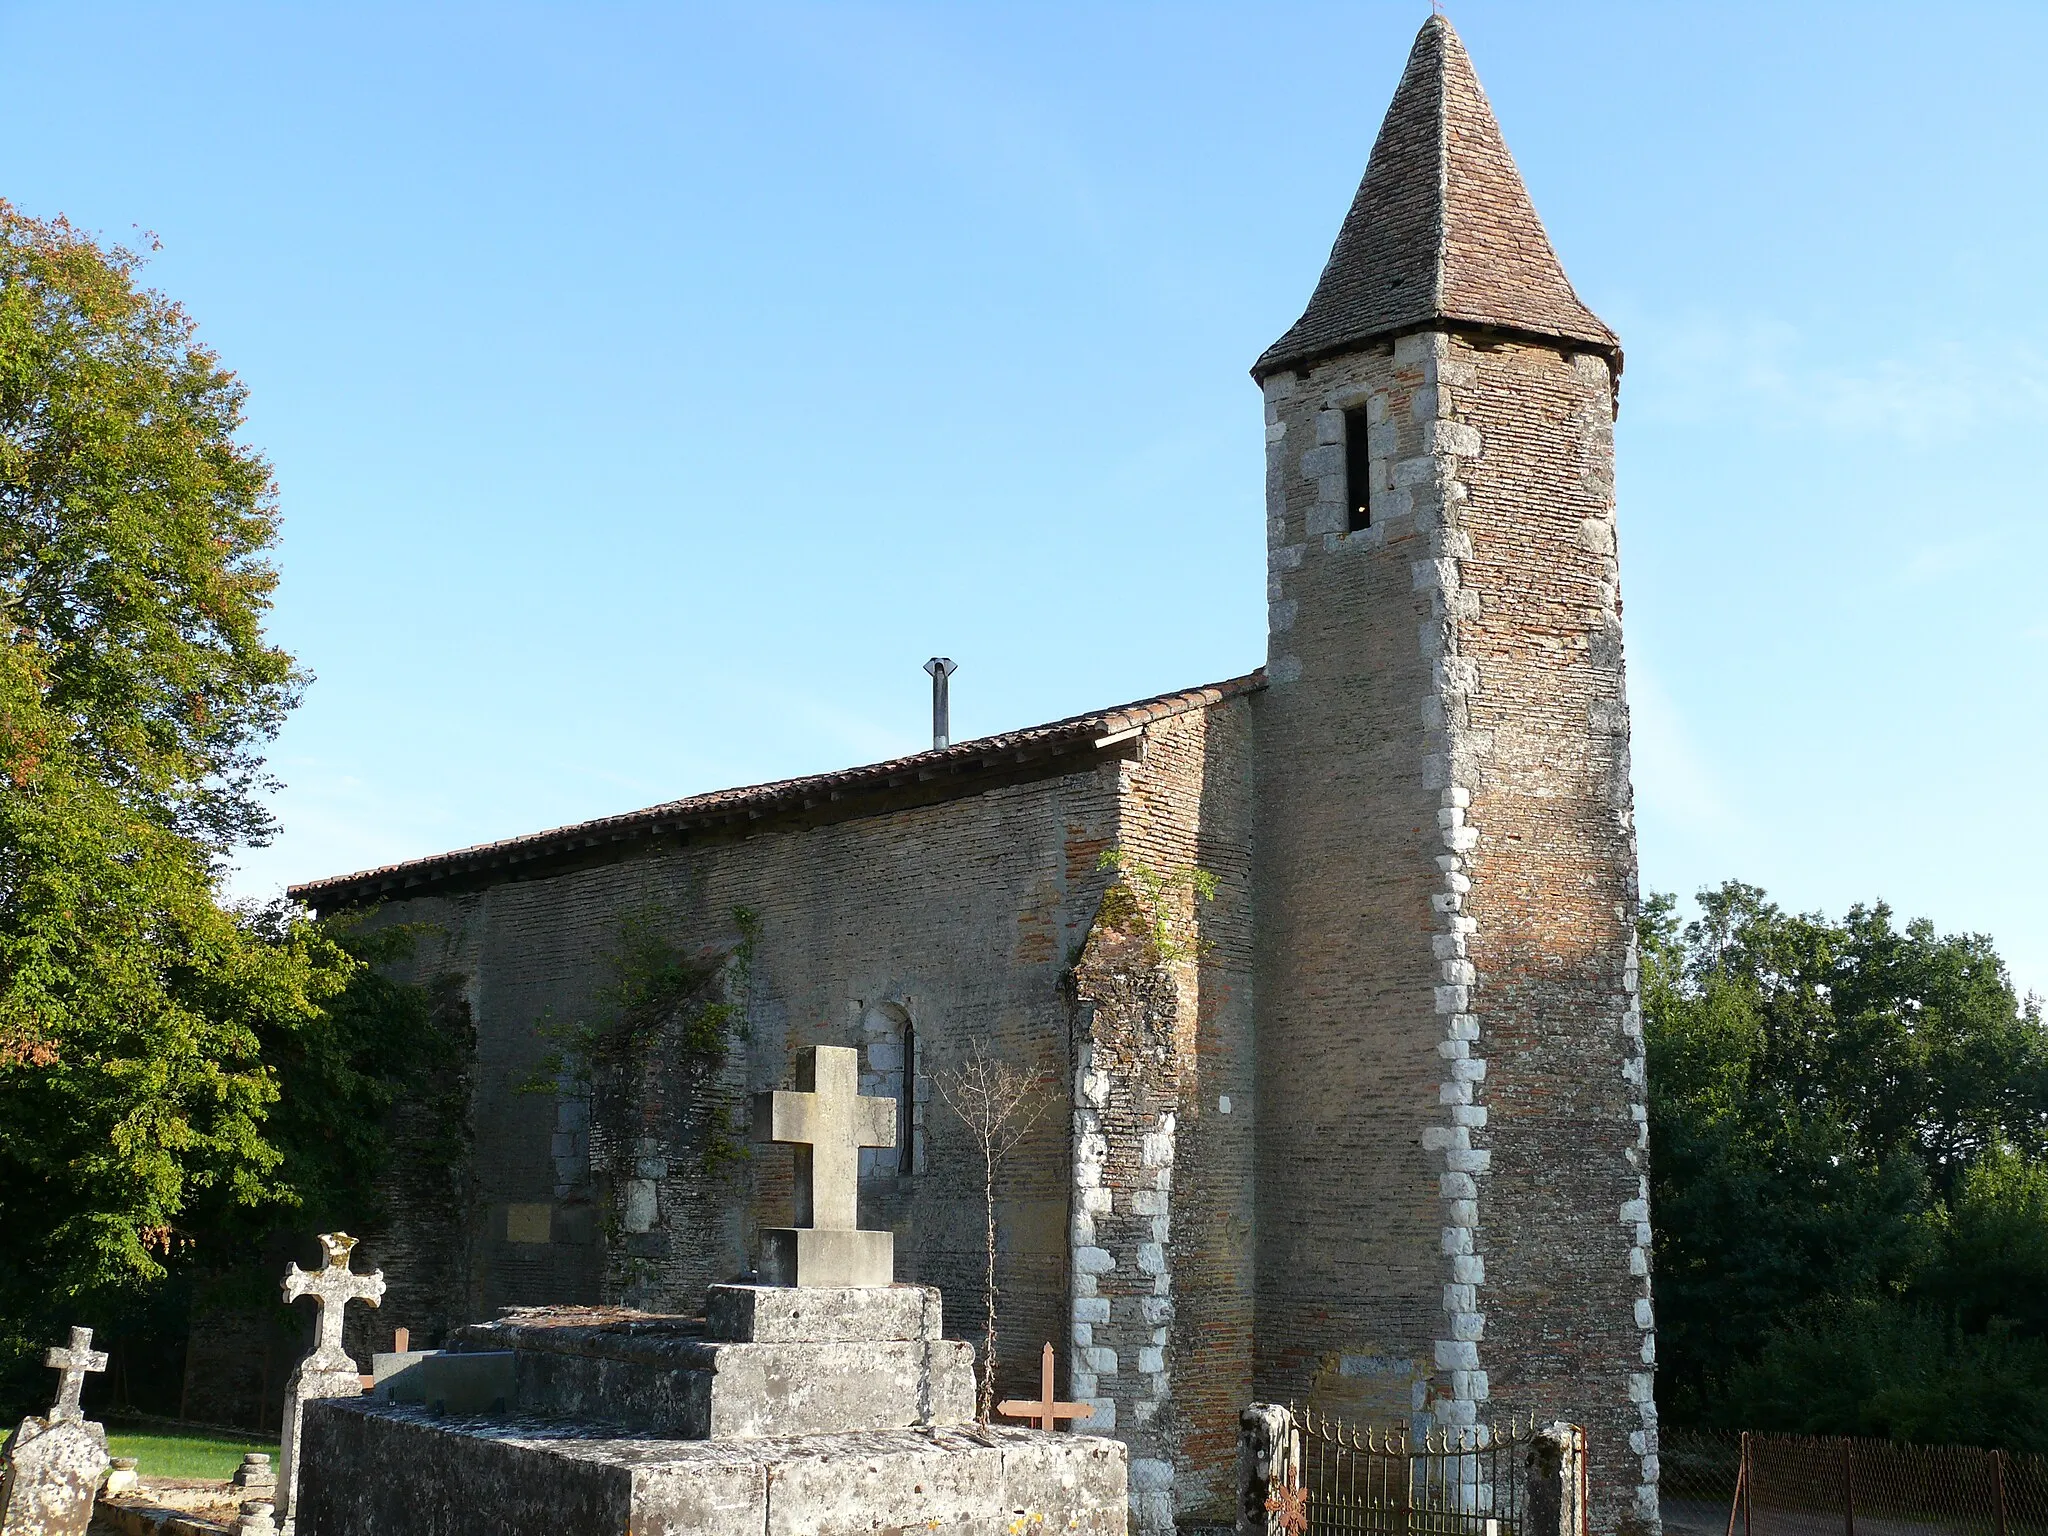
[282,1232,386,1370]
[43,1325,107,1423]
[754,1044,895,1230]
[753,1043,898,1285]
[997,1342,1091,1432]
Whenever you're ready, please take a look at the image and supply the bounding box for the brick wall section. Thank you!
[355,980,481,1352]
[1452,335,1656,1533]
[1253,342,1448,1433]
[1254,328,1655,1533]
[1068,701,1256,1532]
[177,985,477,1433]
[364,768,1132,1405]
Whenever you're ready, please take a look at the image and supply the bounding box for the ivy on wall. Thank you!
[528,905,760,1180]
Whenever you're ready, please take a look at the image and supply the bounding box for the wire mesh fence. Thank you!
[1660,1430,2048,1536]
[1660,1429,1746,1536]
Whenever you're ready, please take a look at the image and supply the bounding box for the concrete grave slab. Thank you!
[368,1351,513,1416]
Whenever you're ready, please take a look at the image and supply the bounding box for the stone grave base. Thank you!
[298,1401,1127,1536]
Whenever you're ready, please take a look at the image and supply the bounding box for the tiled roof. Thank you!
[1253,15,1619,381]
[289,671,1265,908]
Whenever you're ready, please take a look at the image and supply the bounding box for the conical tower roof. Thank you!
[1253,15,1618,381]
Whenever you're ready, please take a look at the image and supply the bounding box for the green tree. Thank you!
[1645,881,2048,1439]
[1917,1147,2048,1339]
[1722,1300,2048,1451]
[0,202,356,1379]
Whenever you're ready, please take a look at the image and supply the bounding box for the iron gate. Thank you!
[1293,1406,1548,1536]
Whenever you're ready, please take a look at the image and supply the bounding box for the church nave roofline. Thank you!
[289,670,1266,910]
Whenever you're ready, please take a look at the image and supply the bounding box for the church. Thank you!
[292,17,1658,1533]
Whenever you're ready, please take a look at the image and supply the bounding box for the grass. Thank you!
[104,1426,274,1481]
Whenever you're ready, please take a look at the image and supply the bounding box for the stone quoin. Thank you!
[282,15,1657,1533]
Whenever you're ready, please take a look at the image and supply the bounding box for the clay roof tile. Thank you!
[1253,15,1618,381]
[289,671,1265,908]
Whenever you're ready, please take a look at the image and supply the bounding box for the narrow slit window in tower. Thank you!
[1344,407,1373,531]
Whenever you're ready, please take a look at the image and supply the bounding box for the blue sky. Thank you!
[4,2,2043,996]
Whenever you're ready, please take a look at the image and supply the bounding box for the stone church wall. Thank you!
[1254,329,1653,1533]
[354,707,1258,1523]
[1451,335,1653,1530]
[367,765,1116,1395]
[1069,699,1256,1530]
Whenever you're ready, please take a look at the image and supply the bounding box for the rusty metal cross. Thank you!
[997,1342,1091,1432]
[44,1325,108,1423]
[1266,1481,1309,1535]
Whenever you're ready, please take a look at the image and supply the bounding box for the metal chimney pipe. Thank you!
[923,658,958,750]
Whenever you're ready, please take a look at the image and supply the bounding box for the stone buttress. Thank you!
[1248,16,1657,1533]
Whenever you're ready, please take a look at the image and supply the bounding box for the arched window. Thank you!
[858,1001,921,1178]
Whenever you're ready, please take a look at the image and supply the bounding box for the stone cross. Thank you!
[997,1343,1090,1432]
[42,1327,107,1425]
[752,1044,899,1285]
[281,1232,385,1372]
[754,1044,895,1230]
[276,1233,384,1532]
[1,1327,109,1536]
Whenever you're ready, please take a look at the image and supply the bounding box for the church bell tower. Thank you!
[1249,17,1657,1533]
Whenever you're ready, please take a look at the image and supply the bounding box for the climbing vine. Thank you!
[526,905,759,1176]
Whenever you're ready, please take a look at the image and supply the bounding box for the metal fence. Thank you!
[1660,1430,2048,1536]
[1292,1405,1547,1536]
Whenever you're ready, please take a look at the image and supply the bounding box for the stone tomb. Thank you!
[298,1286,1122,1534]
[0,1327,110,1536]
[293,1047,1125,1534]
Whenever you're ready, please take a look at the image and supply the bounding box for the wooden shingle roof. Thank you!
[1253,15,1618,382]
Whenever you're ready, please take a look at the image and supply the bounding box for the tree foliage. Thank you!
[0,203,407,1400]
[1646,881,2048,1447]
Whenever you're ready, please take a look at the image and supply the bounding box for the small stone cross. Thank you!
[282,1232,385,1370]
[43,1325,108,1423]
[997,1342,1091,1432]
[754,1044,895,1229]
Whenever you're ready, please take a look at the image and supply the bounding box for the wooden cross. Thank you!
[753,1045,895,1229]
[282,1232,386,1371]
[996,1342,1091,1432]
[43,1325,108,1423]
